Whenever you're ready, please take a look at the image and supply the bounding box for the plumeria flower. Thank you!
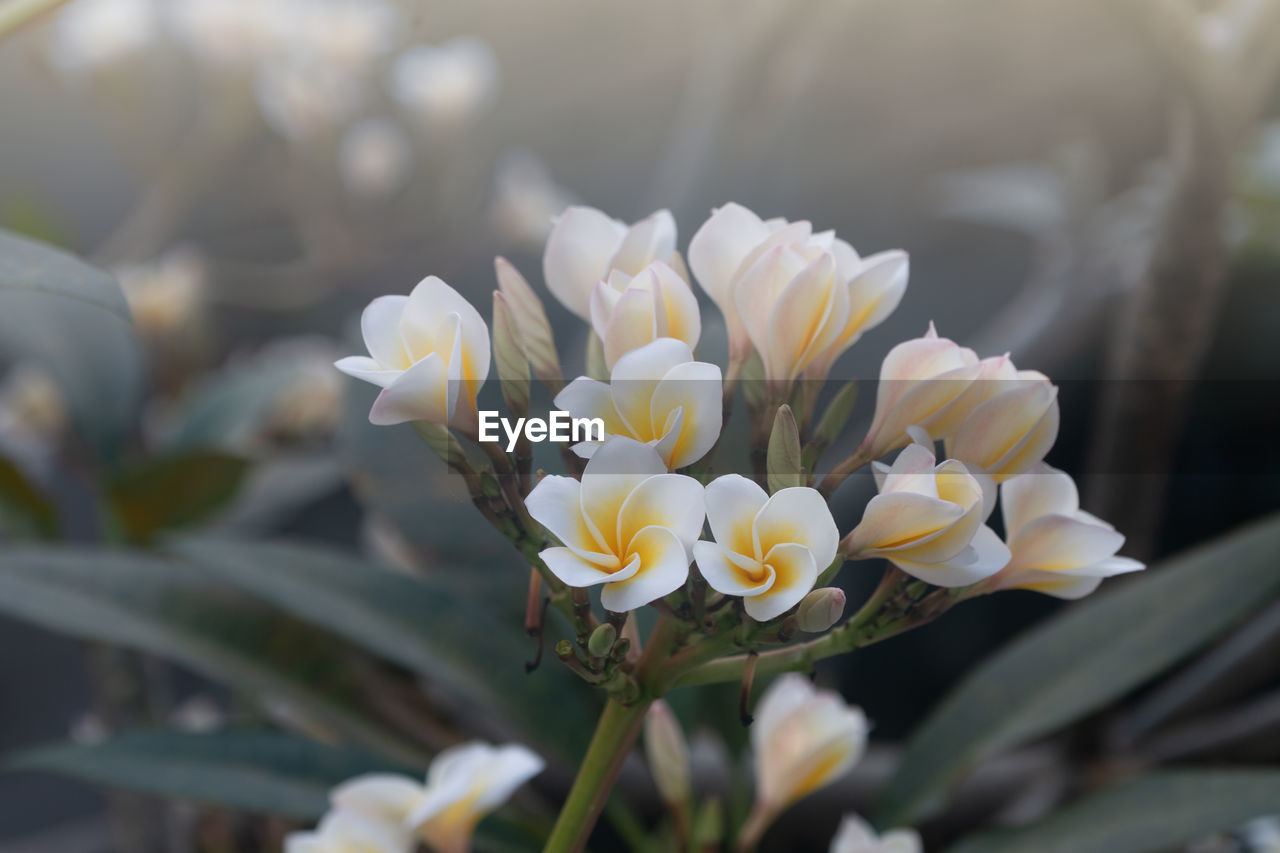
[555,338,722,469]
[295,0,398,70]
[946,355,1059,482]
[590,261,701,370]
[255,56,364,143]
[285,810,410,853]
[167,0,291,68]
[987,464,1144,598]
[339,119,413,199]
[51,0,157,74]
[391,38,500,132]
[332,742,544,853]
[335,276,490,431]
[525,437,704,612]
[749,674,868,831]
[829,814,922,853]
[687,202,906,374]
[860,324,986,461]
[115,246,206,341]
[693,475,839,621]
[542,206,678,321]
[844,431,1010,587]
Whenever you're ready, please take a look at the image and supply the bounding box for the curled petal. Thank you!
[334,355,399,388]
[1007,514,1126,572]
[603,525,691,611]
[361,295,411,368]
[688,202,769,308]
[543,206,625,319]
[650,360,723,468]
[525,475,613,563]
[704,474,769,557]
[694,541,770,597]
[610,209,677,275]
[753,487,840,569]
[618,473,706,551]
[1001,465,1080,541]
[743,542,818,621]
[368,350,452,425]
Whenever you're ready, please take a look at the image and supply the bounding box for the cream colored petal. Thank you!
[753,488,840,568]
[735,220,812,281]
[469,744,545,812]
[649,261,701,349]
[608,337,694,437]
[744,542,818,621]
[650,360,722,469]
[610,210,677,276]
[539,546,625,588]
[368,351,451,425]
[844,492,965,557]
[580,437,668,552]
[602,287,659,370]
[765,252,842,382]
[618,473,706,551]
[403,275,491,387]
[687,202,769,307]
[987,395,1059,481]
[554,377,629,436]
[693,540,770,596]
[757,697,866,809]
[732,245,809,364]
[543,206,625,319]
[1002,569,1105,600]
[1000,464,1078,540]
[839,250,909,344]
[589,278,624,341]
[879,441,941,498]
[1008,514,1125,572]
[892,523,1010,587]
[704,474,769,558]
[751,672,819,750]
[331,773,423,822]
[603,524,691,611]
[525,474,613,560]
[361,295,411,368]
[334,355,401,389]
[948,381,1057,474]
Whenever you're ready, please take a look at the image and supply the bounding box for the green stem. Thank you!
[542,697,651,853]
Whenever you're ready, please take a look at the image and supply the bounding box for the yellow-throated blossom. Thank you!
[693,475,839,621]
[988,464,1144,599]
[829,814,922,853]
[844,432,1010,587]
[285,810,409,853]
[590,261,700,370]
[335,276,490,431]
[751,674,868,821]
[687,202,906,376]
[860,324,985,461]
[555,338,722,469]
[946,355,1059,482]
[644,700,691,807]
[525,437,704,612]
[331,742,544,853]
[542,206,678,321]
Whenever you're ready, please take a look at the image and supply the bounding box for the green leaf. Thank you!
[766,404,803,493]
[172,537,599,758]
[0,454,58,538]
[0,228,141,453]
[947,770,1280,853]
[164,361,302,452]
[878,512,1280,826]
[107,451,251,543]
[8,730,411,821]
[0,547,427,763]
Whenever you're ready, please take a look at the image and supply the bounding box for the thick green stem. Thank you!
[542,697,651,853]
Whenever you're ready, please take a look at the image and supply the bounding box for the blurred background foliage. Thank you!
[1,0,1279,851]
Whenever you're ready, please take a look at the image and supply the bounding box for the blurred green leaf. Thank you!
[8,730,411,821]
[107,451,251,543]
[172,537,599,758]
[947,770,1280,853]
[164,361,301,452]
[0,454,57,538]
[878,512,1280,826]
[0,548,428,763]
[0,228,141,454]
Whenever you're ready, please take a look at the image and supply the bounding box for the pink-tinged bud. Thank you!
[644,700,691,805]
[494,257,562,386]
[795,587,846,633]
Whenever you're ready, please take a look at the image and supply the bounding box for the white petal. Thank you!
[361,294,410,368]
[543,206,625,319]
[1000,464,1079,540]
[687,202,769,307]
[744,542,818,621]
[602,525,690,611]
[403,276,490,390]
[603,286,659,369]
[525,475,613,561]
[554,377,628,435]
[610,209,677,276]
[650,360,722,468]
[368,351,451,425]
[648,261,701,350]
[618,473,706,551]
[470,744,545,811]
[1008,514,1125,572]
[330,773,423,821]
[608,337,694,436]
[893,524,1009,587]
[765,252,842,382]
[540,547,625,587]
[579,437,668,552]
[704,474,769,557]
[694,540,769,596]
[844,492,964,557]
[335,355,401,388]
[753,488,840,569]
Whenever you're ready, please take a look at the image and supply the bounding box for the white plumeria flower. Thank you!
[335,276,490,431]
[390,38,499,132]
[693,475,839,621]
[844,432,1010,587]
[488,149,576,250]
[51,0,157,74]
[861,324,986,461]
[295,0,398,70]
[555,338,722,470]
[332,742,544,853]
[989,464,1144,599]
[525,437,704,612]
[687,202,906,374]
[115,246,206,339]
[255,57,364,143]
[752,674,868,819]
[829,814,922,853]
[167,0,291,68]
[946,355,1059,483]
[542,206,678,321]
[590,261,701,370]
[284,809,410,853]
[339,119,413,199]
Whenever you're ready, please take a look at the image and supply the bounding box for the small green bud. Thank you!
[795,586,846,633]
[587,622,617,658]
[555,639,574,660]
[767,404,803,493]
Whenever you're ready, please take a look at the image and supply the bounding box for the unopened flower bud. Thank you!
[492,291,531,418]
[494,257,562,387]
[795,587,846,633]
[644,700,691,805]
[587,623,617,658]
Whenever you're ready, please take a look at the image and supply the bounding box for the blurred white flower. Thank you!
[0,365,67,445]
[390,38,499,131]
[51,0,158,74]
[285,810,409,853]
[115,246,206,340]
[255,57,364,143]
[543,206,679,320]
[555,338,722,470]
[295,0,398,69]
[525,437,704,612]
[260,337,346,440]
[694,475,839,621]
[590,261,700,370]
[989,464,1144,599]
[488,150,576,250]
[167,0,290,68]
[332,741,544,853]
[339,119,413,199]
[335,276,490,430]
[829,814,922,853]
[844,431,1010,587]
[750,674,868,828]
